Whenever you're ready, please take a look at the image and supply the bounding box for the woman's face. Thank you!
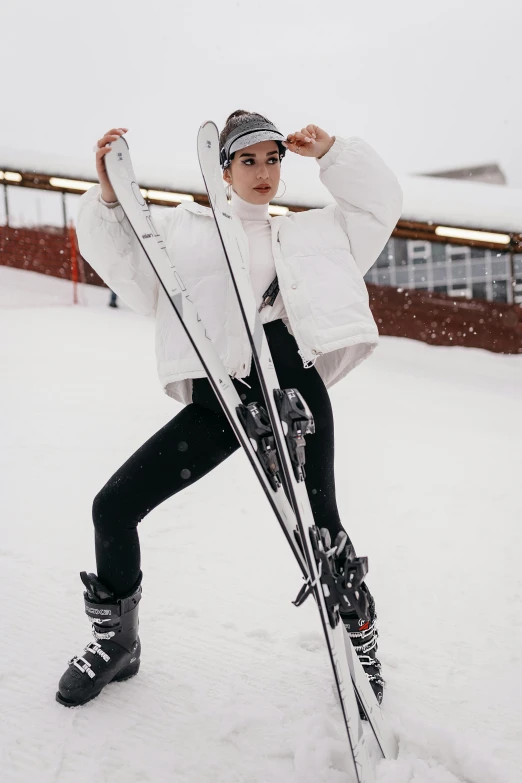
[223,140,281,204]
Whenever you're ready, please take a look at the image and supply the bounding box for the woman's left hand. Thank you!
[283,125,335,159]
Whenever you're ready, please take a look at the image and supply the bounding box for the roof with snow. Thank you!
[399,175,522,234]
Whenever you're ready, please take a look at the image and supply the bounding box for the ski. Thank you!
[197,122,398,766]
[103,135,396,781]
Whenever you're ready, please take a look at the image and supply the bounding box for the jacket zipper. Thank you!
[272,223,323,368]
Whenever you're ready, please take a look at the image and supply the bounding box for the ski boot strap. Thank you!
[83,590,141,623]
[80,572,142,653]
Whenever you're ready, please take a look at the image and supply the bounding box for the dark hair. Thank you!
[220,109,285,163]
[219,110,271,149]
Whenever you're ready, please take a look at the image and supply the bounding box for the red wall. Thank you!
[0,225,103,286]
[368,284,522,355]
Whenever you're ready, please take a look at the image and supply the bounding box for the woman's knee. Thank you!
[92,485,111,531]
[91,481,134,535]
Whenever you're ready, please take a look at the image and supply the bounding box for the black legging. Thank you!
[93,320,345,596]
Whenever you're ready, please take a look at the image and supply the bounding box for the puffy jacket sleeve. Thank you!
[318,136,403,276]
[76,185,169,316]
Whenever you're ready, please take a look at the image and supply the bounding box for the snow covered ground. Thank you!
[1,266,521,783]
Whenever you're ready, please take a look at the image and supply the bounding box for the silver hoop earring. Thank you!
[225,184,232,201]
[276,179,287,199]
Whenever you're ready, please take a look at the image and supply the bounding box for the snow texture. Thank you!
[1,267,521,783]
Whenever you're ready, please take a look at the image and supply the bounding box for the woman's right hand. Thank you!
[95,127,128,203]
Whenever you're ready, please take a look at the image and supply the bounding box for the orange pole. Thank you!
[69,222,78,305]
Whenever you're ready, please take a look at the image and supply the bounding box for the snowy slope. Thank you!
[1,268,521,783]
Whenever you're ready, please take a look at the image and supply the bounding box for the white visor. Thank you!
[229,130,285,156]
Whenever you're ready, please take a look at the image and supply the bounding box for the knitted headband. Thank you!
[220,117,286,169]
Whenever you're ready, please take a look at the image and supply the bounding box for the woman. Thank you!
[56,111,402,708]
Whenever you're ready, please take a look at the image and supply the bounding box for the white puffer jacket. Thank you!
[77,136,402,404]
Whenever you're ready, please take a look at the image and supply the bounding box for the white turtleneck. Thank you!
[230,190,286,324]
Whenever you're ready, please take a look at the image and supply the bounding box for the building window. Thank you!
[394,238,408,266]
[450,263,467,284]
[376,270,392,285]
[492,280,508,301]
[470,259,487,277]
[491,259,509,277]
[6,185,64,229]
[414,268,428,285]
[366,238,513,304]
[472,282,488,300]
[376,246,390,268]
[431,243,446,265]
[394,267,410,286]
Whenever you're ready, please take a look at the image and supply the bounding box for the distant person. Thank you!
[108,290,118,308]
[56,114,402,709]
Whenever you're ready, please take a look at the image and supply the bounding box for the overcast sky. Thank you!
[2,0,521,201]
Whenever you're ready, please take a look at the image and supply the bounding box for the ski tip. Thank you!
[198,120,218,131]
[109,135,129,152]
[197,122,220,163]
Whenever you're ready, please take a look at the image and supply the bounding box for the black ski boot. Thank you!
[325,530,385,707]
[341,585,384,706]
[56,571,142,707]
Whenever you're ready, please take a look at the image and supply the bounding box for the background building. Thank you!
[366,238,520,304]
[364,163,522,306]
